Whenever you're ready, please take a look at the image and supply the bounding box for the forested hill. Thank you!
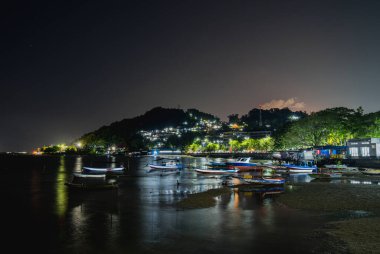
[79,107,219,150]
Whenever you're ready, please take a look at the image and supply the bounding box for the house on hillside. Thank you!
[346,138,380,159]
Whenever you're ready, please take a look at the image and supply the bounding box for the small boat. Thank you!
[226,157,258,171]
[73,172,106,178]
[283,160,317,173]
[360,169,380,176]
[82,167,124,173]
[239,175,285,185]
[195,168,239,174]
[149,159,183,170]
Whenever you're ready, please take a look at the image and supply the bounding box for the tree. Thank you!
[228,114,240,124]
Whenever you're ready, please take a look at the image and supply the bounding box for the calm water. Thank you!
[1,155,324,253]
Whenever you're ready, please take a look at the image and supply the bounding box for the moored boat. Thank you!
[149,160,183,170]
[283,160,317,173]
[226,157,258,171]
[360,169,380,176]
[82,167,124,173]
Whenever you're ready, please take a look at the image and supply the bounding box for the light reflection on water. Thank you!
[4,155,368,253]
[56,156,67,218]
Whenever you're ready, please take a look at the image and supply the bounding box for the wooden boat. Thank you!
[82,167,124,173]
[65,181,118,190]
[73,172,106,178]
[149,160,183,170]
[195,168,239,174]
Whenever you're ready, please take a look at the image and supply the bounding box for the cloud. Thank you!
[259,98,305,111]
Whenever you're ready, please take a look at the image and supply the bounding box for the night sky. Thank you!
[2,0,380,151]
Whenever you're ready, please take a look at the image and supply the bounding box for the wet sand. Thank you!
[277,180,380,253]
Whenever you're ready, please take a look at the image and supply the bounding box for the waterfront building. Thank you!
[347,138,380,159]
[313,146,348,159]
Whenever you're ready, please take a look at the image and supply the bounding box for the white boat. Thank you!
[283,160,317,173]
[360,169,380,176]
[73,172,106,178]
[149,160,183,170]
[82,167,124,173]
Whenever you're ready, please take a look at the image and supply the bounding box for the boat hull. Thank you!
[82,167,124,173]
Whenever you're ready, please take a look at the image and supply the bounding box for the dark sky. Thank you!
[2,0,380,151]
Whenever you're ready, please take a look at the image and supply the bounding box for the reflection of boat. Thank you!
[195,168,238,174]
[146,169,180,176]
[308,172,342,179]
[82,167,124,173]
[65,181,118,190]
[239,186,285,194]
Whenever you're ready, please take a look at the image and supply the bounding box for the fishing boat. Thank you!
[82,167,124,173]
[226,157,258,171]
[149,160,183,170]
[195,168,239,174]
